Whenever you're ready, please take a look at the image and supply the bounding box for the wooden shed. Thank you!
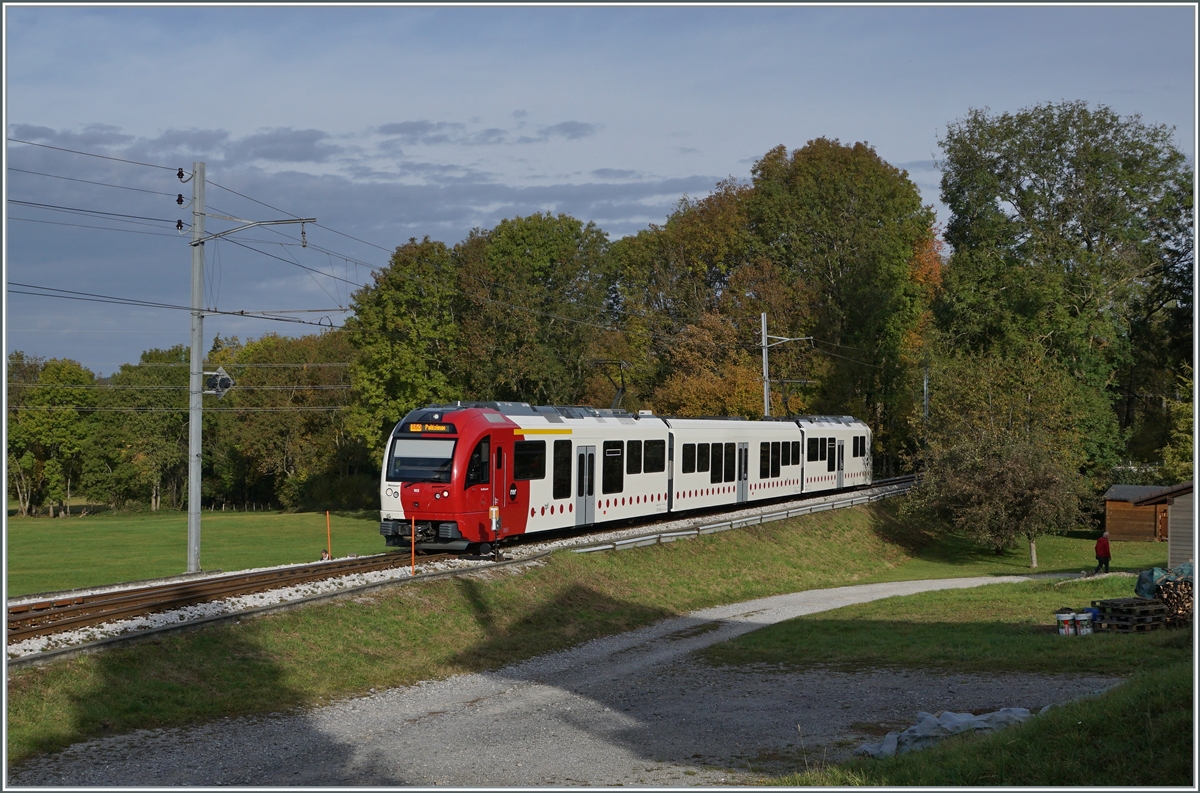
[1134,482,1194,568]
[1103,485,1169,542]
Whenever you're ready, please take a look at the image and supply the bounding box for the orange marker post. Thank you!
[410,517,416,574]
[326,511,332,559]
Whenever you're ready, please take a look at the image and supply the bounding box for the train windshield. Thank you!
[387,438,457,483]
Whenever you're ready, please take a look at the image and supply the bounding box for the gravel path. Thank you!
[8,576,1122,787]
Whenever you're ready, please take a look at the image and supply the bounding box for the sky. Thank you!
[4,4,1196,377]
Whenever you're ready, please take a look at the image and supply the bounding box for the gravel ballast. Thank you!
[8,576,1123,786]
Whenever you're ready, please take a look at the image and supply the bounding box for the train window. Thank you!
[807,438,819,461]
[759,443,770,479]
[828,441,837,472]
[819,438,827,461]
[793,441,801,463]
[496,446,504,470]
[465,437,490,488]
[644,440,666,473]
[626,440,643,475]
[724,443,736,482]
[710,443,723,484]
[553,440,572,499]
[771,441,781,478]
[577,453,586,498]
[781,441,790,467]
[388,438,456,483]
[514,441,546,481]
[697,442,710,472]
[682,443,696,474]
[602,441,624,494]
[854,436,863,457]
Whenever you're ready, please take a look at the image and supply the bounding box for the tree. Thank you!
[7,351,45,516]
[344,237,460,455]
[905,349,1087,567]
[455,213,611,405]
[1160,367,1194,483]
[217,331,365,510]
[937,101,1193,471]
[745,140,938,470]
[19,358,96,516]
[650,312,775,418]
[99,346,190,510]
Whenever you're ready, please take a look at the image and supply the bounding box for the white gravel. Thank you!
[8,576,1124,786]
[6,485,895,661]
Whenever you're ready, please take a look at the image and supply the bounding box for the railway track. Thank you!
[8,476,916,650]
[7,552,449,644]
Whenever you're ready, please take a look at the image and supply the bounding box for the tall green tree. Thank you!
[745,140,938,470]
[98,346,190,510]
[344,237,460,455]
[19,358,97,516]
[936,101,1193,470]
[455,213,610,405]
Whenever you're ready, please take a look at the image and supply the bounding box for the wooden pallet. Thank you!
[1091,597,1167,616]
[1092,597,1169,633]
[1097,620,1163,633]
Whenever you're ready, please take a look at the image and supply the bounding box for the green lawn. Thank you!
[6,509,384,597]
[858,527,1168,582]
[719,575,1193,787]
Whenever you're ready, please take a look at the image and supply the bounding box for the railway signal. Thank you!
[204,366,235,399]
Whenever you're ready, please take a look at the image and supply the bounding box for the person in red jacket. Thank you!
[1094,531,1111,575]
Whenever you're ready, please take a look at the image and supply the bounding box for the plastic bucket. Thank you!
[1056,612,1076,636]
[1074,612,1093,635]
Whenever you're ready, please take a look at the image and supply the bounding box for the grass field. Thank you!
[6,509,384,597]
[5,500,1169,598]
[5,500,1181,782]
[720,575,1193,786]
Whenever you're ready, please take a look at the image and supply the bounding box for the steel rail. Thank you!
[7,553,449,644]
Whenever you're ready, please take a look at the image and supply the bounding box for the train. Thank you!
[379,401,872,554]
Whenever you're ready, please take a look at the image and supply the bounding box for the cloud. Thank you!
[225,128,341,163]
[591,168,638,179]
[9,122,135,148]
[540,121,598,140]
[377,120,466,145]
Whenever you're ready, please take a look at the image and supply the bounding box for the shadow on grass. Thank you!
[449,576,674,670]
[7,627,409,785]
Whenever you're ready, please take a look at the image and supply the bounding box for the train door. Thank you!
[576,445,595,526]
[494,442,510,535]
[736,442,748,503]
[465,435,492,515]
[836,439,845,489]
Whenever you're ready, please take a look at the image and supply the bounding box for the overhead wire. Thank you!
[8,216,184,238]
[9,283,344,329]
[6,137,178,171]
[7,166,180,196]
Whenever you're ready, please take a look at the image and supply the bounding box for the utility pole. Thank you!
[760,312,811,417]
[187,162,206,573]
[182,161,314,573]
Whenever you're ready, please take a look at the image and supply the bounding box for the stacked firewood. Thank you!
[1156,579,1194,625]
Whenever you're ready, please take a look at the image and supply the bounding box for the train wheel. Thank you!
[477,542,492,556]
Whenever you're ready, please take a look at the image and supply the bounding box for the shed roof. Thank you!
[1133,481,1194,506]
[1103,485,1171,503]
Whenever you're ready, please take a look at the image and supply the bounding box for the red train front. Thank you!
[378,403,527,554]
